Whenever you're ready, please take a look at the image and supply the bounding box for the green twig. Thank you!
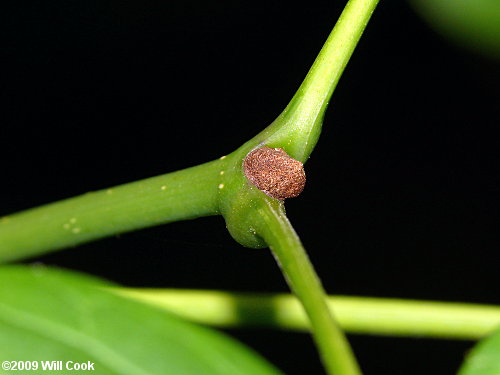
[260,0,380,162]
[218,1,381,373]
[1,1,382,373]
[112,288,500,340]
[0,159,225,262]
[0,0,380,265]
[249,200,362,375]
[1,2,382,372]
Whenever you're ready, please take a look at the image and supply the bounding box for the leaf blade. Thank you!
[458,327,500,375]
[0,266,282,375]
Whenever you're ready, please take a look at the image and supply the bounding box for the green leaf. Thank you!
[0,265,282,375]
[409,0,500,60]
[458,327,500,375]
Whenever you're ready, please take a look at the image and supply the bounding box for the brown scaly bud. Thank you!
[243,147,306,200]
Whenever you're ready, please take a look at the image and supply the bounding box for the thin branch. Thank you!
[113,288,500,340]
[251,201,362,375]
[0,159,225,262]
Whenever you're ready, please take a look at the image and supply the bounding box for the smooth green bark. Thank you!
[0,159,225,262]
[261,0,380,162]
[0,0,380,265]
[250,202,362,375]
[0,1,381,374]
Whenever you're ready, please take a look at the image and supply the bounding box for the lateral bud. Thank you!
[243,147,306,200]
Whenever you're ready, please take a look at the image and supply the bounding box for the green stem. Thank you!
[112,288,500,340]
[0,0,381,263]
[0,159,225,262]
[262,0,380,162]
[249,200,361,375]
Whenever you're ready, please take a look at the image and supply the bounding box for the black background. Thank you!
[1,1,499,374]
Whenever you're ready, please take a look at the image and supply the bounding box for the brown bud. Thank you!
[243,147,306,200]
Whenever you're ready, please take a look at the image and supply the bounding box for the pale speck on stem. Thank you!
[218,184,225,189]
